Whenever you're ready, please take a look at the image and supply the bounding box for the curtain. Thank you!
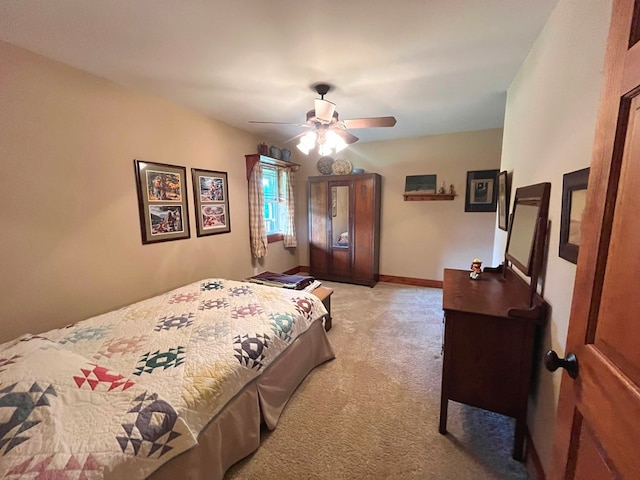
[248,162,268,258]
[280,168,297,247]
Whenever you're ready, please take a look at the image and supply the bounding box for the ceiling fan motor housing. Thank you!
[307,109,339,125]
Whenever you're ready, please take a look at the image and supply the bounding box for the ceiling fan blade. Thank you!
[334,129,359,144]
[342,116,397,129]
[248,121,309,126]
[282,131,309,144]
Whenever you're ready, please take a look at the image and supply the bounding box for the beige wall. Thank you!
[2,39,501,346]
[0,41,298,343]
[294,129,503,280]
[493,0,613,474]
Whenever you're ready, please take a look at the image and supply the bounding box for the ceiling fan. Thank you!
[249,83,397,155]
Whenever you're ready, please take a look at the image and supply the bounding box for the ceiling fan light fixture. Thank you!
[318,144,333,156]
[296,142,310,155]
[325,130,340,148]
[296,129,348,155]
[314,99,336,124]
[301,131,317,148]
[325,131,348,153]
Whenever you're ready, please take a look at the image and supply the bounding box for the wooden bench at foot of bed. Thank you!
[311,286,333,331]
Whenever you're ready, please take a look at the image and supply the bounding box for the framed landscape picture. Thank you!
[191,168,231,236]
[404,174,437,194]
[134,159,190,244]
[465,169,499,212]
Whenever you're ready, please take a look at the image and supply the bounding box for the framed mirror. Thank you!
[331,185,350,248]
[505,182,551,277]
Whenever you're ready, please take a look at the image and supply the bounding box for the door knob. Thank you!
[544,350,579,379]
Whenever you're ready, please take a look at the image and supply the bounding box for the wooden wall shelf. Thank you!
[403,193,456,201]
[245,154,300,180]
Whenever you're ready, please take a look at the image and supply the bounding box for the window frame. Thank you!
[262,164,284,243]
[245,153,300,247]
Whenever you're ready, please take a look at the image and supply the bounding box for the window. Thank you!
[247,155,297,257]
[262,165,286,239]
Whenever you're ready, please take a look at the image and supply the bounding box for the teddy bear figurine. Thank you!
[470,258,483,280]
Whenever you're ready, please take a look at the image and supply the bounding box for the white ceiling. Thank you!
[0,0,558,145]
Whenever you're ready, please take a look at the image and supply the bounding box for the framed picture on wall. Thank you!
[498,170,511,231]
[465,169,499,212]
[404,174,437,194]
[559,167,589,264]
[191,168,231,236]
[133,159,190,244]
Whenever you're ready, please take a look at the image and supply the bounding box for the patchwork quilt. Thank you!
[0,279,327,479]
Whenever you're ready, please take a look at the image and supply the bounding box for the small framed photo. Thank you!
[134,159,190,244]
[559,167,589,264]
[465,169,499,212]
[191,168,231,236]
[498,170,511,231]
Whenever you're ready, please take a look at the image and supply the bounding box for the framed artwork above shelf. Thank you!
[403,193,456,201]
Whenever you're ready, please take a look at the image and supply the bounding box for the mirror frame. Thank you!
[505,182,551,277]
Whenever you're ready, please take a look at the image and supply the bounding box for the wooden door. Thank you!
[551,1,640,478]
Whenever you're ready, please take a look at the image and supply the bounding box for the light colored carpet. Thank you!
[225,281,529,479]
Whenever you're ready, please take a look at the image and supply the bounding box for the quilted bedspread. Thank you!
[0,278,327,479]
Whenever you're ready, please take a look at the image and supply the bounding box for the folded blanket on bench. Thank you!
[245,271,315,290]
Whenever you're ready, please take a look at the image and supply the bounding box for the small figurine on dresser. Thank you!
[470,258,483,280]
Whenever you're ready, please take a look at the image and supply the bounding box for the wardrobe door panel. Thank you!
[309,180,329,276]
[353,175,381,285]
[353,177,373,277]
[330,247,351,277]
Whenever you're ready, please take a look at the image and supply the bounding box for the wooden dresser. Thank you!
[439,267,547,460]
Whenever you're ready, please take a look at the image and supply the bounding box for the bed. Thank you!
[0,278,335,479]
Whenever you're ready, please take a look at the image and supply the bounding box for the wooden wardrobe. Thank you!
[308,173,381,287]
